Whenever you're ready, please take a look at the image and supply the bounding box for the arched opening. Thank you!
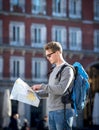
[84,62,99,127]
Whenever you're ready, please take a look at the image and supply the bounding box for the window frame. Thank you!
[10,0,25,12]
[31,0,46,15]
[9,22,25,46]
[52,0,66,17]
[52,26,67,50]
[69,27,82,50]
[94,0,99,20]
[0,20,2,44]
[94,30,99,52]
[32,58,47,82]
[0,56,3,79]
[69,0,82,19]
[0,0,2,10]
[31,24,46,48]
[10,56,25,80]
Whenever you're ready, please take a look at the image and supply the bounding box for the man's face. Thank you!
[45,49,57,64]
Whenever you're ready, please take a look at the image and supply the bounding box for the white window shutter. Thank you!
[0,21,2,43]
[76,0,81,16]
[0,57,3,75]
[20,24,25,45]
[19,58,24,77]
[9,23,13,44]
[52,27,55,41]
[61,0,66,16]
[19,0,24,5]
[77,30,81,49]
[31,26,34,43]
[40,60,47,78]
[62,29,66,49]
[41,26,46,43]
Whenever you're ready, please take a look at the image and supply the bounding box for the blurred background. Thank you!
[0,0,99,129]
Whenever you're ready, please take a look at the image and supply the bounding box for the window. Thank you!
[0,0,2,10]
[52,26,67,49]
[0,21,2,44]
[32,0,46,15]
[94,0,99,20]
[10,56,25,80]
[31,24,46,48]
[32,58,47,82]
[69,0,81,18]
[52,0,66,17]
[69,28,82,50]
[0,57,3,79]
[94,30,99,52]
[10,0,25,12]
[10,22,25,46]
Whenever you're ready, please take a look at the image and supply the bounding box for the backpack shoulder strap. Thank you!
[47,65,55,77]
[56,64,67,81]
[69,64,76,76]
[56,64,76,81]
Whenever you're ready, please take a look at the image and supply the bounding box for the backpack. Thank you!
[56,62,90,115]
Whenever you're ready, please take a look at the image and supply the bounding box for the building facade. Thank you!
[0,0,99,128]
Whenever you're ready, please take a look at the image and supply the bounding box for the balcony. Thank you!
[32,5,46,15]
[10,3,25,13]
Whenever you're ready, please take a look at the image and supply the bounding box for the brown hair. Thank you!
[44,41,62,53]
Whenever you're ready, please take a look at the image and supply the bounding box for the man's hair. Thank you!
[44,41,62,53]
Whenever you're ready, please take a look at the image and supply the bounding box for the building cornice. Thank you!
[0,11,99,24]
[0,44,99,58]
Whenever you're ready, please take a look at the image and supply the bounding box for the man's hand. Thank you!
[31,84,42,91]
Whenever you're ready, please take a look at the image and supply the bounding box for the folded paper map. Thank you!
[10,78,40,107]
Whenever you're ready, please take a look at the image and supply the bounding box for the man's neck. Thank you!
[56,59,66,66]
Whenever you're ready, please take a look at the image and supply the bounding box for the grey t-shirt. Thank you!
[41,62,74,112]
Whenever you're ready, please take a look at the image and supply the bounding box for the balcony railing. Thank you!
[10,2,25,12]
[94,12,99,20]
[32,5,46,15]
[69,9,82,18]
[0,72,48,83]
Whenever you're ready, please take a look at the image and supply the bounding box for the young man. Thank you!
[31,41,74,130]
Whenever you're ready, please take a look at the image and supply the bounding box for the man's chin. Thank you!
[49,61,52,64]
[50,61,55,64]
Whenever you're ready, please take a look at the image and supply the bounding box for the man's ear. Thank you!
[56,51,61,55]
